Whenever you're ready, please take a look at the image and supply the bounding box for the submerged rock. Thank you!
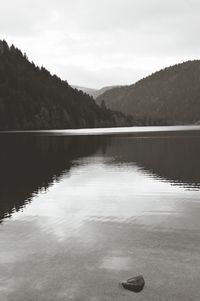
[121,275,145,293]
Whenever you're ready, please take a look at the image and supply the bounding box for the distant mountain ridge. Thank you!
[0,40,132,130]
[72,85,118,99]
[96,60,200,124]
[71,85,98,98]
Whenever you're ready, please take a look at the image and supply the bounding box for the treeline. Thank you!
[96,60,200,124]
[0,40,133,130]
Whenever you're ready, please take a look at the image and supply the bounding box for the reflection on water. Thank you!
[0,134,105,221]
[0,127,200,301]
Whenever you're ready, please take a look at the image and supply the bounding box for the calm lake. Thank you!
[0,126,200,301]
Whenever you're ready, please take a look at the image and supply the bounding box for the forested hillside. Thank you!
[0,40,132,130]
[96,61,200,124]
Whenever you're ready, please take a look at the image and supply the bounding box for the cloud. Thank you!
[1,0,200,88]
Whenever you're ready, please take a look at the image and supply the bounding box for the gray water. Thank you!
[0,126,200,301]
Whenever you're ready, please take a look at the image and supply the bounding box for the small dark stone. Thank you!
[121,275,145,293]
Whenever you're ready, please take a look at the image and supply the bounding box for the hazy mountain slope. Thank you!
[71,85,98,98]
[96,61,200,124]
[0,40,132,130]
[72,85,117,99]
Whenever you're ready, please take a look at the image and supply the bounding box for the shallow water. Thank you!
[0,126,200,301]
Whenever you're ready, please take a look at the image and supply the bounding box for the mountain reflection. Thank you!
[0,134,104,222]
[104,132,200,189]
[0,130,200,223]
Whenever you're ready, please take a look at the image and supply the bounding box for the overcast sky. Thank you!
[1,0,200,88]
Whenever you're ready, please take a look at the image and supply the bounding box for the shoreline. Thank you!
[0,124,200,136]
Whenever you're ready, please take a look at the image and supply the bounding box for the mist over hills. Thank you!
[72,85,117,99]
[96,61,200,124]
[0,40,132,130]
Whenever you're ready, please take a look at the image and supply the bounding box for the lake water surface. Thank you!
[0,126,200,301]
